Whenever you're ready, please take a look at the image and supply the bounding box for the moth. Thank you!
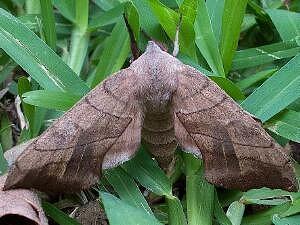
[4,42,297,193]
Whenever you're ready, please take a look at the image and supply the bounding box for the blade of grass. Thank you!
[267,9,300,41]
[42,201,81,225]
[241,53,300,122]
[52,0,75,22]
[232,39,300,70]
[123,148,186,225]
[68,0,89,75]
[219,0,248,73]
[88,3,125,31]
[184,153,214,225]
[241,202,291,225]
[166,196,187,225]
[236,69,277,91]
[22,90,80,111]
[147,0,196,58]
[226,201,245,225]
[40,0,57,50]
[0,8,89,96]
[194,0,225,77]
[89,19,130,88]
[0,112,13,151]
[0,144,8,175]
[100,192,162,225]
[206,0,225,43]
[273,214,300,225]
[265,110,300,142]
[104,167,153,216]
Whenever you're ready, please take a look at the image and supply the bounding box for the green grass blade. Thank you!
[104,167,153,215]
[166,196,187,225]
[241,54,300,122]
[147,0,196,58]
[267,9,300,41]
[68,28,90,75]
[236,69,277,91]
[265,110,300,142]
[123,148,172,197]
[184,153,214,225]
[206,0,225,43]
[89,19,130,88]
[273,214,300,225]
[219,0,248,73]
[0,112,13,151]
[232,39,300,70]
[210,76,245,101]
[75,0,88,32]
[194,0,225,77]
[0,144,8,175]
[40,0,57,50]
[88,3,125,31]
[241,188,292,206]
[241,203,291,225]
[42,201,81,225]
[52,0,75,22]
[214,193,232,225]
[22,90,80,111]
[131,0,166,41]
[0,59,16,84]
[226,201,245,225]
[100,192,162,225]
[67,0,89,75]
[0,8,89,96]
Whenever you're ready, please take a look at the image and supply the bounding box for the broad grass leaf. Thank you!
[241,54,300,122]
[22,90,80,111]
[89,19,130,88]
[184,153,215,225]
[40,0,57,50]
[42,201,81,225]
[272,214,300,225]
[104,167,153,215]
[89,3,124,30]
[0,8,89,96]
[219,0,248,73]
[0,112,13,151]
[131,0,166,41]
[52,0,76,22]
[206,0,225,44]
[241,203,290,225]
[147,0,196,58]
[166,197,187,225]
[194,0,225,77]
[100,192,162,225]
[267,9,300,41]
[0,144,8,175]
[265,110,300,142]
[241,188,293,206]
[123,148,172,197]
[236,69,277,91]
[226,201,245,225]
[232,39,300,70]
[210,76,245,101]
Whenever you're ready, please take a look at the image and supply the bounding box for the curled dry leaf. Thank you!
[0,175,48,225]
[4,41,298,193]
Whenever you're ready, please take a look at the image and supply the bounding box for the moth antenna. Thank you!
[172,14,182,57]
[123,14,140,60]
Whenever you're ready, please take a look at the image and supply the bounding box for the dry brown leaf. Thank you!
[0,174,48,225]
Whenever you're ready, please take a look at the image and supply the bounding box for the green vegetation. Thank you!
[0,0,300,224]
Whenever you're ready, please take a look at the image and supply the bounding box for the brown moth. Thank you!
[4,42,297,193]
